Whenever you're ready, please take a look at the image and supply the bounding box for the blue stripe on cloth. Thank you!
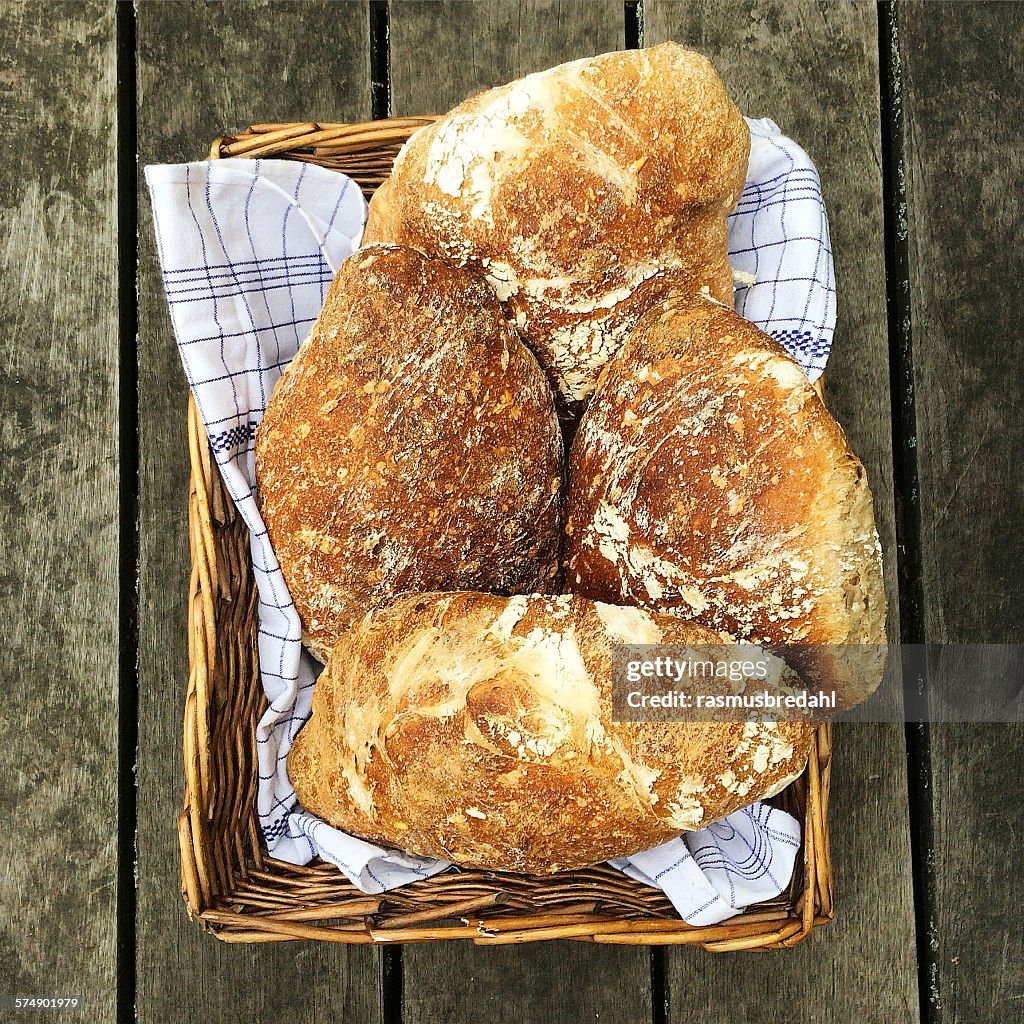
[208,421,257,453]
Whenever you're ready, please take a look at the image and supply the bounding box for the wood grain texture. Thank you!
[388,0,625,116]
[387,6,655,1023]
[0,2,118,1018]
[898,3,1024,1020]
[135,4,382,1022]
[645,3,918,1020]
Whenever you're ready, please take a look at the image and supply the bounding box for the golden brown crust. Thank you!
[565,295,887,707]
[363,42,749,414]
[287,591,814,873]
[255,245,564,659]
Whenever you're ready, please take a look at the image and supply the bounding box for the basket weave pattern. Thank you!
[179,119,834,947]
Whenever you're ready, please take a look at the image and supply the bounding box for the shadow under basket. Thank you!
[179,118,835,948]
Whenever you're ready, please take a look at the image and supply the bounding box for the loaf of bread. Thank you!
[565,295,887,707]
[362,42,749,414]
[287,591,814,873]
[255,245,564,660]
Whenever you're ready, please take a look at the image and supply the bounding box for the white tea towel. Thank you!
[146,119,831,924]
[610,802,801,926]
[730,118,835,382]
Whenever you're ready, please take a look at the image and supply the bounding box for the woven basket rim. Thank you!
[178,117,835,948]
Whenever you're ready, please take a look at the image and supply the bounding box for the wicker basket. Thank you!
[178,119,834,948]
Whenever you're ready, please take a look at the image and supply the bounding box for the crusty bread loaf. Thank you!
[362,42,749,414]
[288,591,814,873]
[255,245,564,660]
[566,295,886,707]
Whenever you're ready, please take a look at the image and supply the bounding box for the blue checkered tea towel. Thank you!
[145,115,829,924]
[731,118,835,380]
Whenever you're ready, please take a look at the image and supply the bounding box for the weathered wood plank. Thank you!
[388,0,625,116]
[0,2,118,1018]
[388,5,657,1023]
[135,4,383,1021]
[897,3,1024,1020]
[645,3,919,1019]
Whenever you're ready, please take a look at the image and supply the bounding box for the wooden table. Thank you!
[2,2,1021,1021]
